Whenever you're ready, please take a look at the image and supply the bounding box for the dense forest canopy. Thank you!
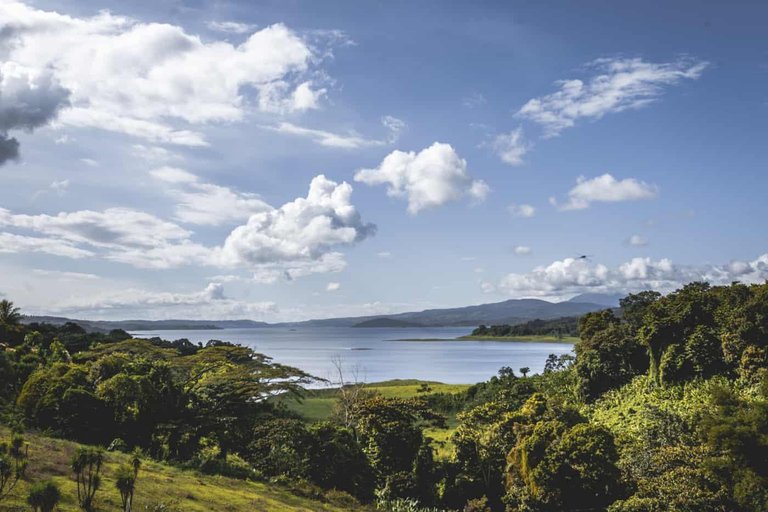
[2,280,768,511]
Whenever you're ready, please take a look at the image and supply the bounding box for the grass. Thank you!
[284,380,471,460]
[0,428,365,512]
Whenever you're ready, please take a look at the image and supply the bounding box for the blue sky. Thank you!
[0,0,766,321]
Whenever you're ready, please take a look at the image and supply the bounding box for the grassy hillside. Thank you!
[0,429,365,512]
[285,380,471,459]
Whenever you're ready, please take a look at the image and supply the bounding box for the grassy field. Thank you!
[284,380,471,459]
[0,429,365,512]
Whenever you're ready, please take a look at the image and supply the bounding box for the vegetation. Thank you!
[470,316,580,339]
[2,280,768,511]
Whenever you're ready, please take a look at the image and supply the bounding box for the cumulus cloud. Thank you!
[494,254,768,299]
[326,282,341,291]
[218,175,375,267]
[513,245,531,255]
[516,57,708,137]
[354,142,489,214]
[509,203,536,218]
[628,235,648,246]
[0,3,333,146]
[151,167,271,226]
[1,174,374,278]
[555,174,658,211]
[0,64,71,165]
[491,126,532,166]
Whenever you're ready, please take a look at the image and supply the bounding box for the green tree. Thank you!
[507,421,623,511]
[352,396,446,499]
[71,446,104,510]
[578,309,620,341]
[574,324,648,402]
[519,367,530,378]
[0,299,23,346]
[27,481,61,512]
[620,291,661,331]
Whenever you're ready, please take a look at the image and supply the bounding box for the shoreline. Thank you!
[387,334,578,343]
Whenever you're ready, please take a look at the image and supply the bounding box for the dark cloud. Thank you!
[0,67,71,166]
[0,134,19,165]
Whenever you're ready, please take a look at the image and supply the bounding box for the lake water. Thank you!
[128,326,574,385]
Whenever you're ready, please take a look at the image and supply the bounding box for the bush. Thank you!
[27,480,61,512]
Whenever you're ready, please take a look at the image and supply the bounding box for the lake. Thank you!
[128,326,574,385]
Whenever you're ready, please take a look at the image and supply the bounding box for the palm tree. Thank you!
[0,300,22,345]
[0,300,21,329]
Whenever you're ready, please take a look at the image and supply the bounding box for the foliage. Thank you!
[27,480,61,512]
[472,317,579,339]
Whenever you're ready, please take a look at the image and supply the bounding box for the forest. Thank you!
[1,280,767,511]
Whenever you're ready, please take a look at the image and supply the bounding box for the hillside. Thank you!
[22,297,612,332]
[351,318,423,328]
[0,428,364,512]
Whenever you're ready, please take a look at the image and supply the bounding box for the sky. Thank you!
[0,0,767,321]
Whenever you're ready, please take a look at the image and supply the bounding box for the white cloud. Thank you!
[263,117,405,149]
[258,81,327,114]
[218,175,375,267]
[33,179,70,200]
[131,144,181,162]
[381,115,407,143]
[80,158,98,167]
[206,21,256,34]
[462,92,486,108]
[557,174,658,210]
[509,203,536,218]
[2,174,373,278]
[377,251,392,258]
[516,57,708,137]
[31,269,99,280]
[263,122,387,149]
[628,235,648,246]
[50,282,278,320]
[491,126,532,166]
[354,142,489,214]
[494,254,768,299]
[151,167,271,226]
[513,245,531,255]
[0,232,94,259]
[326,281,341,291]
[0,3,330,146]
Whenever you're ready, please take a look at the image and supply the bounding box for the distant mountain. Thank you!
[22,298,610,332]
[567,292,625,308]
[22,316,269,333]
[352,318,424,328]
[275,298,609,328]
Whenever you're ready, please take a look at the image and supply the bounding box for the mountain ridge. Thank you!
[22,296,619,332]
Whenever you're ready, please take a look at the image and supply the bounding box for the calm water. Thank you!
[128,327,574,385]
